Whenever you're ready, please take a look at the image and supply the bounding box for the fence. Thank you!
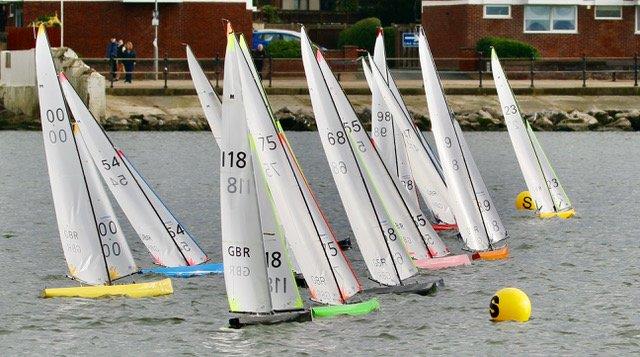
[83,54,640,89]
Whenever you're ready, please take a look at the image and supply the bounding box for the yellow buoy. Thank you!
[489,287,531,322]
[515,191,536,211]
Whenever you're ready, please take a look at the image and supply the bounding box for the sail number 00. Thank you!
[46,108,67,144]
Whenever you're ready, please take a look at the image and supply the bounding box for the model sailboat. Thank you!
[36,25,172,298]
[57,74,222,277]
[218,26,312,328]
[490,49,575,219]
[188,23,379,323]
[301,27,470,273]
[369,29,457,231]
[418,28,509,260]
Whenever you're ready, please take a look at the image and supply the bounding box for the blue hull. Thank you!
[140,263,224,278]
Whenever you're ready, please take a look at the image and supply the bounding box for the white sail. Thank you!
[188,39,302,310]
[36,26,110,285]
[252,149,304,311]
[59,75,208,267]
[371,29,451,223]
[301,29,415,284]
[364,57,461,257]
[418,28,499,251]
[371,32,420,209]
[220,33,272,313]
[527,122,572,212]
[369,38,455,224]
[453,120,508,246]
[76,129,138,280]
[491,50,556,214]
[235,33,361,304]
[186,45,222,142]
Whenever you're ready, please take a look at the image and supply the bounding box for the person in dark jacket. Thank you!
[106,38,118,80]
[122,41,136,83]
[252,44,266,80]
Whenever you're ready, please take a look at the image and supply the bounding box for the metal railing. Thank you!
[86,53,640,89]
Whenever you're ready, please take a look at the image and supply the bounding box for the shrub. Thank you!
[476,37,540,59]
[338,17,381,54]
[267,40,301,58]
[261,5,281,23]
[383,26,395,59]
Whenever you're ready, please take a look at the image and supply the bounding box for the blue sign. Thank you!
[402,33,419,48]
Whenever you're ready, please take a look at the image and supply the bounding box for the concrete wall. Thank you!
[0,47,106,119]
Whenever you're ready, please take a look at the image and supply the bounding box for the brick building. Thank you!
[17,0,254,58]
[422,0,640,58]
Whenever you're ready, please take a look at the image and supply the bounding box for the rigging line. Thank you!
[310,43,404,286]
[63,76,193,265]
[235,34,345,302]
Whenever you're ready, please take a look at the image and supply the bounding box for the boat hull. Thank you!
[538,209,576,219]
[432,223,458,232]
[415,254,472,270]
[140,263,223,278]
[41,278,173,298]
[364,278,443,296]
[311,298,380,318]
[228,310,312,329]
[472,245,509,261]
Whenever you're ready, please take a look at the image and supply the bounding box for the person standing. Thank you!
[116,39,125,81]
[252,44,267,80]
[106,38,118,81]
[122,42,136,84]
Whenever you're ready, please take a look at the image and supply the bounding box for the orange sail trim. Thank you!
[472,245,509,261]
[277,130,363,297]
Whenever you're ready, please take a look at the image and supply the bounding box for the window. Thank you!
[636,6,640,34]
[595,6,622,20]
[293,0,309,10]
[524,6,577,33]
[484,5,510,19]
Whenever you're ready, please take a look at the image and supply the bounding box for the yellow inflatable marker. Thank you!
[489,287,531,322]
[515,191,536,211]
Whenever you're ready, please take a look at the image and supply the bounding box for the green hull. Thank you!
[311,298,380,318]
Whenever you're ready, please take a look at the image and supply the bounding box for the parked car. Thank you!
[252,29,327,50]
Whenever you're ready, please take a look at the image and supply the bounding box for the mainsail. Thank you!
[36,25,135,285]
[234,32,361,304]
[59,74,208,267]
[418,28,508,251]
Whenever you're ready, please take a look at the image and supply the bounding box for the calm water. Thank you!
[1,131,639,355]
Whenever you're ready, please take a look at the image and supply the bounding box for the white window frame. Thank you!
[636,6,640,34]
[523,5,578,34]
[594,5,622,20]
[483,5,511,19]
